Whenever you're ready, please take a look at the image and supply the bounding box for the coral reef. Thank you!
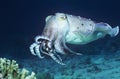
[21,50,120,79]
[0,58,36,79]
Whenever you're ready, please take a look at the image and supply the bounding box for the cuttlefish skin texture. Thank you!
[30,13,119,65]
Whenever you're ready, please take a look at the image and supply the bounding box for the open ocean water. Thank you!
[0,0,120,79]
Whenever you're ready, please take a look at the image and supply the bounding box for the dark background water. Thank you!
[0,0,120,59]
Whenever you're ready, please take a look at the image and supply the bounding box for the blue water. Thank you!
[0,0,120,79]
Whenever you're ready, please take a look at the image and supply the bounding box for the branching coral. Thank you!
[0,58,36,79]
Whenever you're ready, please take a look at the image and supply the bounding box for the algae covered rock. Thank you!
[36,72,54,79]
[0,58,36,79]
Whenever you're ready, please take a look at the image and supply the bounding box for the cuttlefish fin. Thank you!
[95,23,119,37]
[109,26,119,37]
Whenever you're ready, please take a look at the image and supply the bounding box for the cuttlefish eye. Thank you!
[55,13,67,21]
[60,16,67,20]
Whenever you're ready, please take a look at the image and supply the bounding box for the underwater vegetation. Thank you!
[0,58,55,79]
[0,58,36,79]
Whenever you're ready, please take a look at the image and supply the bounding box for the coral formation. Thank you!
[0,58,36,79]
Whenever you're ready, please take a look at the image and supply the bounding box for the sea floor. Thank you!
[19,50,120,79]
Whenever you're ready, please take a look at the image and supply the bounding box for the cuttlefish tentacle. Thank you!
[54,37,82,55]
